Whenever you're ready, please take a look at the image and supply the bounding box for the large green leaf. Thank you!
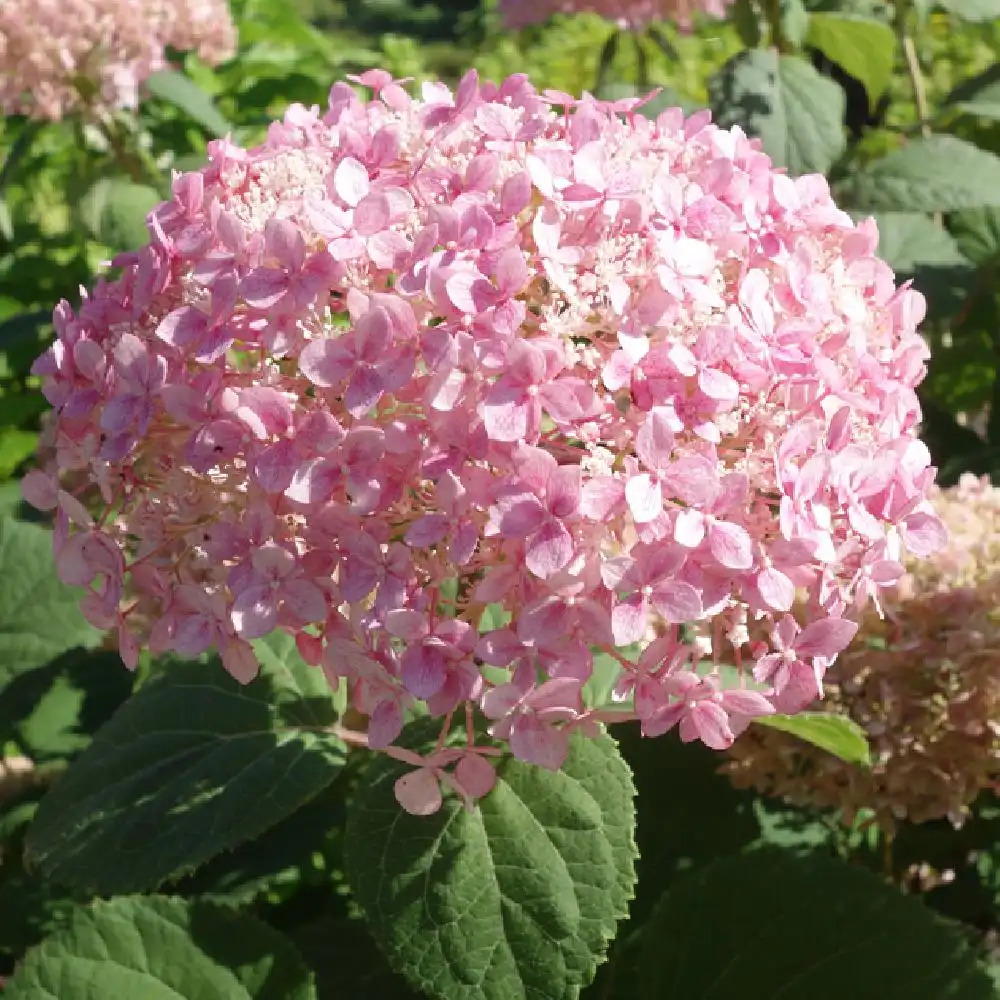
[754,712,871,765]
[25,632,346,893]
[345,726,637,1000]
[708,49,846,176]
[844,136,1000,212]
[146,69,234,138]
[3,895,316,1000]
[805,13,895,108]
[171,783,346,905]
[639,848,995,999]
[0,517,101,684]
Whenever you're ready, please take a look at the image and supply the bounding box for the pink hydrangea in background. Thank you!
[498,0,733,31]
[725,475,1000,834]
[24,70,944,814]
[0,0,236,120]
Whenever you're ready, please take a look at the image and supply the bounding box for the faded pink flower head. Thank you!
[0,0,236,120]
[498,0,732,31]
[725,475,1000,834]
[27,71,942,812]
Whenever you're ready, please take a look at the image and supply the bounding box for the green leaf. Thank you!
[639,848,995,999]
[780,0,812,48]
[171,783,346,904]
[0,427,36,478]
[0,517,101,684]
[944,63,1000,120]
[936,0,1000,21]
[25,632,347,893]
[871,212,969,272]
[805,13,895,108]
[3,895,316,1000]
[844,136,1000,212]
[79,178,160,252]
[754,711,871,765]
[0,647,133,761]
[145,69,233,137]
[0,481,47,523]
[950,207,1000,265]
[345,726,637,1000]
[709,50,845,176]
[731,0,763,46]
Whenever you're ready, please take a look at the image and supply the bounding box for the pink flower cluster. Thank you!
[498,0,732,31]
[25,70,943,814]
[725,475,1000,832]
[0,0,236,120]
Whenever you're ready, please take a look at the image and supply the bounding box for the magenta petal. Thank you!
[240,268,288,310]
[281,579,327,623]
[509,716,569,770]
[231,585,278,639]
[525,519,574,579]
[401,646,446,699]
[611,594,647,646]
[651,580,703,624]
[681,701,734,750]
[368,699,404,750]
[299,338,351,388]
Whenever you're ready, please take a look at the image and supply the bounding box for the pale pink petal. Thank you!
[509,716,569,770]
[625,473,662,523]
[334,157,370,207]
[794,617,859,659]
[758,566,795,611]
[709,520,753,570]
[453,754,496,799]
[394,768,443,816]
[680,700,734,750]
[651,581,703,623]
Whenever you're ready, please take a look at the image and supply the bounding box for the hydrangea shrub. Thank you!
[23,70,944,815]
[0,0,236,120]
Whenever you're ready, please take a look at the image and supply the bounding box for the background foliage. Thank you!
[5,0,1000,996]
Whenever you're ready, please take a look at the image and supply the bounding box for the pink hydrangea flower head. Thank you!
[27,71,943,813]
[498,0,732,31]
[0,0,236,120]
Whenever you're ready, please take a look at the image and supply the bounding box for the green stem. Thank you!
[895,0,931,138]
